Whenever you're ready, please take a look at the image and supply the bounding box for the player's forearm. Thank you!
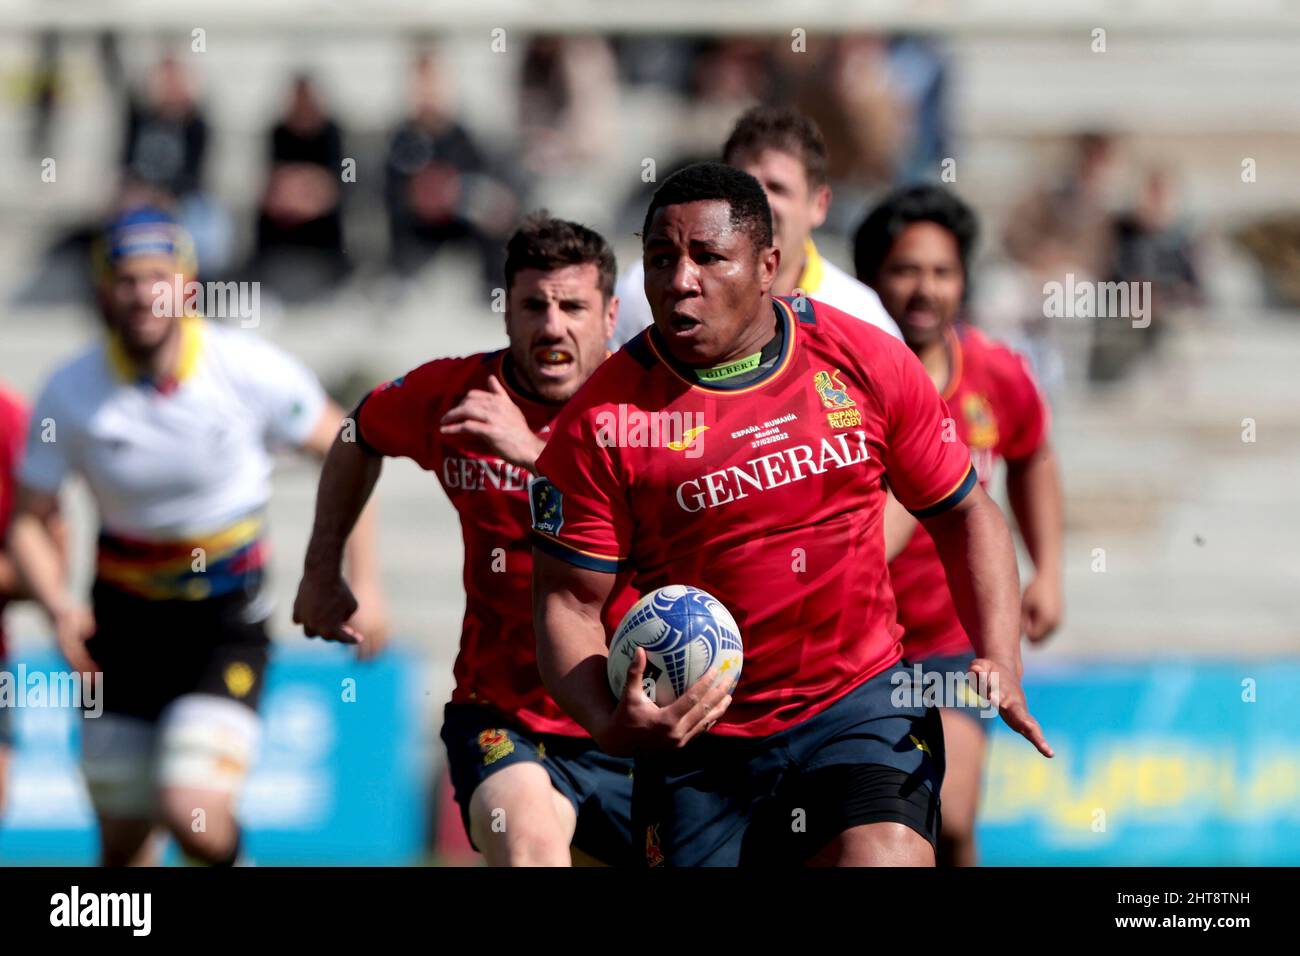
[303,435,383,579]
[1006,444,1064,581]
[534,581,617,736]
[924,487,1022,669]
[341,498,381,591]
[6,512,70,616]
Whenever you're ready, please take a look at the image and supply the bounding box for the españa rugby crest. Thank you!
[814,369,862,429]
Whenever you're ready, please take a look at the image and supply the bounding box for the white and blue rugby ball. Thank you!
[607,585,743,705]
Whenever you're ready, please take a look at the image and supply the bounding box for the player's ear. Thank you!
[604,294,619,341]
[810,183,831,230]
[758,242,779,292]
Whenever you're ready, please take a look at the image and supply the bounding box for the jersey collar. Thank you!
[106,315,204,394]
[647,296,798,395]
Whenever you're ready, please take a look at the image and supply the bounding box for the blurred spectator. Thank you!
[995,132,1125,393]
[886,35,953,184]
[519,36,620,177]
[1003,131,1120,279]
[121,56,233,275]
[1089,168,1203,382]
[28,32,62,159]
[613,38,771,238]
[384,52,517,295]
[252,75,349,301]
[796,36,907,212]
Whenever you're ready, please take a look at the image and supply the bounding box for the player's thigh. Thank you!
[467,761,577,849]
[154,692,261,827]
[549,743,635,867]
[937,707,988,835]
[771,668,945,864]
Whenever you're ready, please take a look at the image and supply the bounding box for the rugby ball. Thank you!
[607,584,743,705]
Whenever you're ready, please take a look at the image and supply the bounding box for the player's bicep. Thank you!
[879,341,975,516]
[532,547,617,622]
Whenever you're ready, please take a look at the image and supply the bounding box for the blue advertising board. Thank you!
[2,655,1296,865]
[0,647,431,865]
[978,660,1300,865]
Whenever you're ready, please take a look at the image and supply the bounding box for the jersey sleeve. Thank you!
[18,378,69,494]
[990,346,1050,462]
[354,358,461,463]
[530,399,634,575]
[0,391,26,467]
[875,335,976,517]
[239,336,329,447]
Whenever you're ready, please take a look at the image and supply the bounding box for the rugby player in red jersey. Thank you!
[855,185,1064,867]
[0,384,64,819]
[293,215,636,866]
[531,163,1052,867]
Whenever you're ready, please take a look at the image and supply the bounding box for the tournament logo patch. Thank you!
[814,368,862,429]
[962,393,999,449]
[477,728,516,766]
[223,662,256,699]
[529,476,564,535]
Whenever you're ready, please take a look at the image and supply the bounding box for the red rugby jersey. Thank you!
[889,324,1050,660]
[531,296,975,737]
[0,385,28,657]
[356,351,634,736]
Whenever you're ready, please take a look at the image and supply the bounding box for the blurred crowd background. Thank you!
[1,3,1298,863]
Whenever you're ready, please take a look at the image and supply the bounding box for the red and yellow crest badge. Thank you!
[814,369,862,429]
[477,728,516,766]
[645,824,665,867]
[961,393,999,449]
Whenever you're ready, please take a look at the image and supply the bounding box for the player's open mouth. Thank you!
[534,347,574,374]
[904,308,940,329]
[669,316,702,336]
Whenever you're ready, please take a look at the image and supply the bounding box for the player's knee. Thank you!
[97,819,155,867]
[468,767,573,866]
[157,788,237,862]
[818,821,935,867]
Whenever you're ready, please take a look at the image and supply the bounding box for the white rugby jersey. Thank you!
[21,317,326,540]
[610,239,901,349]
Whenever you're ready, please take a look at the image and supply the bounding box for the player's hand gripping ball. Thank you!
[607,585,743,705]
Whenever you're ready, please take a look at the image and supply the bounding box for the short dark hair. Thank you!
[504,212,616,298]
[722,105,829,188]
[852,184,979,285]
[641,162,773,251]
